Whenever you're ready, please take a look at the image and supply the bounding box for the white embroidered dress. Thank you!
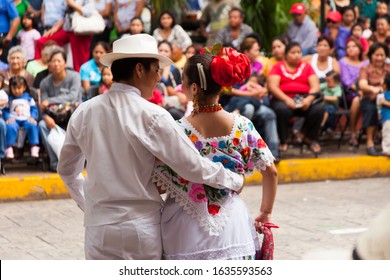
[153,114,274,260]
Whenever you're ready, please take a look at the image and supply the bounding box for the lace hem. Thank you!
[255,148,275,172]
[152,171,234,236]
[164,242,256,260]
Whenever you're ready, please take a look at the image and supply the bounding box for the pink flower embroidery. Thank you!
[188,184,207,203]
[210,142,218,148]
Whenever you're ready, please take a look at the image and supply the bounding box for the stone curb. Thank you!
[1,156,390,202]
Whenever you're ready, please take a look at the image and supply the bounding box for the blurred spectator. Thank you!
[215,7,253,49]
[265,36,287,76]
[80,41,110,97]
[184,44,198,60]
[152,10,192,52]
[40,0,65,33]
[320,70,342,132]
[357,15,373,39]
[244,33,269,76]
[3,75,40,159]
[171,42,187,70]
[35,0,94,72]
[354,0,377,22]
[268,42,324,156]
[287,3,318,56]
[0,73,7,174]
[326,0,359,18]
[371,0,388,32]
[39,48,82,172]
[13,0,40,36]
[129,16,144,35]
[32,45,63,90]
[91,0,113,47]
[368,15,390,45]
[325,10,350,59]
[378,73,390,156]
[302,35,340,86]
[0,0,20,63]
[98,66,112,95]
[340,6,357,31]
[358,42,390,156]
[339,37,369,147]
[17,12,41,61]
[200,0,239,46]
[26,39,57,77]
[349,23,369,55]
[0,45,34,89]
[113,0,144,37]
[157,40,185,120]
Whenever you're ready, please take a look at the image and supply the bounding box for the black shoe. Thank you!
[367,146,380,156]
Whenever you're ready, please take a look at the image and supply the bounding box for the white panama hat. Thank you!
[100,34,172,68]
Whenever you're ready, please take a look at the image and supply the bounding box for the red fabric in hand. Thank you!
[256,223,279,260]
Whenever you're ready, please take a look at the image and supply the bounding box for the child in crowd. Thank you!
[357,15,372,39]
[2,76,39,159]
[184,44,198,60]
[349,24,369,54]
[371,1,389,32]
[98,66,113,95]
[321,70,342,132]
[17,13,41,61]
[0,74,8,112]
[378,73,390,156]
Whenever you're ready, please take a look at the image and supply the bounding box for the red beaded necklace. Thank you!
[197,103,223,113]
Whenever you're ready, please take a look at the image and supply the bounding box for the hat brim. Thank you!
[100,53,173,68]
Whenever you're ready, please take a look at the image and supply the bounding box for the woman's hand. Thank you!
[44,115,56,129]
[254,212,272,233]
[285,97,296,110]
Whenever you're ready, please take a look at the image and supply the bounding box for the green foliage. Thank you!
[240,0,299,54]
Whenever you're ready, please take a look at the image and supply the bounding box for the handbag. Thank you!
[46,103,78,128]
[71,10,105,35]
[47,125,66,159]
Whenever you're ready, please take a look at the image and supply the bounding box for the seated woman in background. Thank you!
[339,37,369,148]
[265,36,287,76]
[152,10,192,53]
[268,41,324,156]
[26,40,57,77]
[79,41,110,100]
[358,42,390,156]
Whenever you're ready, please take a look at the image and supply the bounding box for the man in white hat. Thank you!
[57,34,245,260]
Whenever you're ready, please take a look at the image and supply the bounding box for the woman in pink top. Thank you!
[268,42,324,156]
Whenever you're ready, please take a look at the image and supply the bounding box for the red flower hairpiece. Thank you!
[200,44,251,88]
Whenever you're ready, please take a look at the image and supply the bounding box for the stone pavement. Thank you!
[0,177,389,260]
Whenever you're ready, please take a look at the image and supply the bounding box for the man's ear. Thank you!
[135,63,143,79]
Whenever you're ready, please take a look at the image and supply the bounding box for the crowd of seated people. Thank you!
[2,0,390,175]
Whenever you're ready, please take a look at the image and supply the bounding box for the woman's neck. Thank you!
[317,54,328,62]
[10,68,23,76]
[53,71,66,84]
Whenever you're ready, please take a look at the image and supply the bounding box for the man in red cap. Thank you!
[287,2,318,55]
[324,10,349,59]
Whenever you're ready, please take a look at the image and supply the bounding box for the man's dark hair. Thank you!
[229,7,244,18]
[326,70,340,83]
[111,58,157,82]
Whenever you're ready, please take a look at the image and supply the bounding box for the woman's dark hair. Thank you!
[284,41,302,55]
[357,15,369,26]
[21,13,38,30]
[92,41,111,53]
[376,15,390,25]
[341,6,356,20]
[317,34,334,49]
[111,58,157,82]
[9,75,30,96]
[239,37,258,53]
[271,35,288,47]
[346,37,364,61]
[184,54,222,97]
[130,16,145,34]
[158,40,173,51]
[158,10,176,29]
[244,32,262,48]
[49,48,67,62]
[367,42,389,62]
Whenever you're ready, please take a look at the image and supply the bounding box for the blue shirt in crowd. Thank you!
[0,0,19,33]
[381,90,390,123]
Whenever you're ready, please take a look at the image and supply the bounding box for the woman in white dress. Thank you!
[153,47,278,260]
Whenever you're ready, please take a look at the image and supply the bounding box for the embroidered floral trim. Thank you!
[280,62,306,80]
[152,170,234,236]
[163,241,256,260]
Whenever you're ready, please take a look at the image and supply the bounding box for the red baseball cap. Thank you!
[290,3,306,15]
[326,11,342,22]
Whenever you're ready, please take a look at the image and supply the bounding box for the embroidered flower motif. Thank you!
[241,147,250,160]
[247,134,257,148]
[235,130,242,138]
[195,141,203,150]
[210,142,218,148]
[188,184,207,203]
[233,138,240,146]
[178,177,189,185]
[207,204,221,215]
[213,155,236,171]
[189,134,198,143]
[258,138,267,148]
[247,161,254,170]
[218,141,227,149]
[248,122,254,130]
